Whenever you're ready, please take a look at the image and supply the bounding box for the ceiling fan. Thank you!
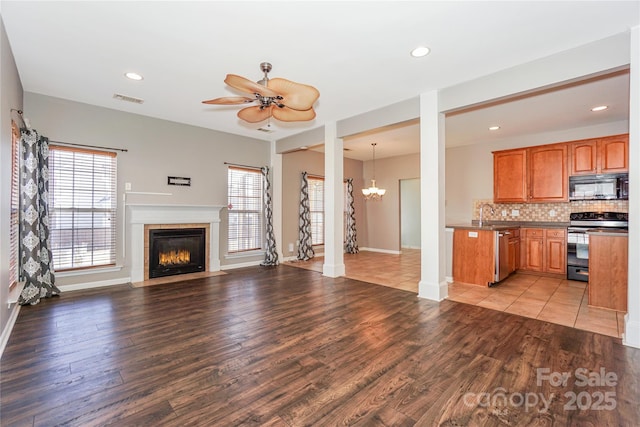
[202,62,320,124]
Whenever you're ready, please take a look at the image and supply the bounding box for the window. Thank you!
[9,123,20,289]
[228,167,263,253]
[49,145,117,271]
[308,176,324,245]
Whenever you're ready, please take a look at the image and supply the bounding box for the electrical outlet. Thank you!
[125,182,132,191]
[288,243,294,252]
[511,209,520,217]
[549,209,556,217]
[501,210,507,217]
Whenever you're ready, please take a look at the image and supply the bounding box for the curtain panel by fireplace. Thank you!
[260,166,278,266]
[19,129,60,305]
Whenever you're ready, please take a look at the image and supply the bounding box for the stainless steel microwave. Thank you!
[569,173,629,200]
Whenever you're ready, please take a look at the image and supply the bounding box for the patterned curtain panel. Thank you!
[344,178,359,254]
[297,172,315,261]
[260,166,279,266]
[19,129,60,305]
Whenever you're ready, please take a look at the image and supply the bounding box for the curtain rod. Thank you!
[224,161,261,170]
[50,140,128,153]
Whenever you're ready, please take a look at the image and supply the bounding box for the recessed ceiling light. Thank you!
[489,126,501,131]
[410,46,431,58]
[125,72,144,81]
[591,105,608,112]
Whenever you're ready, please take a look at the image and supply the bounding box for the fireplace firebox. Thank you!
[149,228,206,278]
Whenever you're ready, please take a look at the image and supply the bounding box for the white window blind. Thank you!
[9,123,20,289]
[49,145,117,271]
[308,176,324,245]
[227,166,263,253]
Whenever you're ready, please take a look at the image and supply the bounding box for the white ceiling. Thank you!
[1,1,637,160]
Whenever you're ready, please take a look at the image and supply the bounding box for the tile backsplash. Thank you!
[473,199,629,223]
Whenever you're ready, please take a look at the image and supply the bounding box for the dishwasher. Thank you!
[493,230,511,285]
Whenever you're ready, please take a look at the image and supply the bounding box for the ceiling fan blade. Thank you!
[225,74,279,98]
[268,78,320,111]
[272,106,316,122]
[202,96,255,105]
[237,105,273,123]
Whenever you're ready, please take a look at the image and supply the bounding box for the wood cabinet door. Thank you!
[599,134,628,173]
[493,149,527,202]
[508,238,519,273]
[528,144,568,202]
[524,237,544,272]
[570,139,597,175]
[589,234,628,311]
[545,237,566,274]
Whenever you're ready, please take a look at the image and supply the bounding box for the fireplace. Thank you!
[148,228,206,278]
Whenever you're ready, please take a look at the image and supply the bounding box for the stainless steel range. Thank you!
[567,211,629,282]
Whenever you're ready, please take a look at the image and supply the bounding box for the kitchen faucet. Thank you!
[479,203,495,227]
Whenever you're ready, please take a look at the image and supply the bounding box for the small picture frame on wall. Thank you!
[168,176,191,186]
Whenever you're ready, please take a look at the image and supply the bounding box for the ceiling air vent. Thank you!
[113,93,144,104]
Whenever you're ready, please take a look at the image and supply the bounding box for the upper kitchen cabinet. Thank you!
[528,144,568,202]
[569,134,628,175]
[494,143,568,203]
[493,149,528,202]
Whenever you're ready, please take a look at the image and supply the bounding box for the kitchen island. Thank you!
[448,221,568,286]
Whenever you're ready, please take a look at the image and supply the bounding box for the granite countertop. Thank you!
[446,221,569,230]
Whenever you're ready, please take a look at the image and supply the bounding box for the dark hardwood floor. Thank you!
[2,265,639,426]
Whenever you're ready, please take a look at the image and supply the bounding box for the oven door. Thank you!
[567,227,589,281]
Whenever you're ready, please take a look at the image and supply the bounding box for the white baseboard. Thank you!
[221,260,263,270]
[359,247,402,255]
[58,277,132,292]
[623,314,640,349]
[446,276,453,283]
[0,303,21,359]
[401,245,421,250]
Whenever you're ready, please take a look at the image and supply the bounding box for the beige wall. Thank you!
[363,153,420,252]
[23,92,271,285]
[0,18,24,346]
[281,149,365,258]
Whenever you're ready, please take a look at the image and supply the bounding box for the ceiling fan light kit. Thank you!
[202,62,319,125]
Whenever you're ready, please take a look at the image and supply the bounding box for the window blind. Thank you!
[227,166,263,253]
[308,176,324,245]
[9,123,20,289]
[49,145,117,271]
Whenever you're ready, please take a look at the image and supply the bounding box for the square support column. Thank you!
[418,91,448,301]
[323,122,346,277]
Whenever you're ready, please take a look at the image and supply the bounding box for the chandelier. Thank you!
[362,143,386,200]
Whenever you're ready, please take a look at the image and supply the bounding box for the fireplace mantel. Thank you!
[127,204,224,283]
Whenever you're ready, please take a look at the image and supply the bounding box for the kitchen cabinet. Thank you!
[569,134,628,175]
[522,228,544,272]
[494,143,568,203]
[507,228,520,273]
[528,144,568,202]
[493,149,527,202]
[588,233,627,311]
[545,229,566,274]
[520,228,566,274]
[452,229,495,286]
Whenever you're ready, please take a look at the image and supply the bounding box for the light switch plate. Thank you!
[511,209,520,217]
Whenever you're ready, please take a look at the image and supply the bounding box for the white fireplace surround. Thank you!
[127,204,224,283]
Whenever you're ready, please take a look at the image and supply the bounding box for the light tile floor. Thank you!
[284,249,625,338]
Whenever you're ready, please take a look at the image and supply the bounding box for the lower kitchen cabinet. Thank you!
[589,233,628,311]
[520,228,566,275]
[452,229,495,286]
[545,229,567,274]
[507,229,520,273]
